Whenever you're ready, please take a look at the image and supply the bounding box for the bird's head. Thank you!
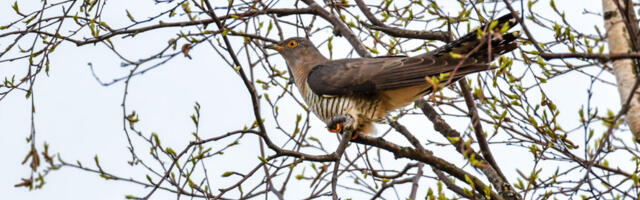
[266,37,326,68]
[266,37,327,85]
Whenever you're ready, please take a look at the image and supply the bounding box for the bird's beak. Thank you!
[265,44,284,51]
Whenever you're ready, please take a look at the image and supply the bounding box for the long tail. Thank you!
[427,13,520,60]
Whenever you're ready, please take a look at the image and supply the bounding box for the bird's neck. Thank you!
[289,49,327,95]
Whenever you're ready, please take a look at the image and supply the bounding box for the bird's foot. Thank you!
[327,115,358,140]
[327,114,355,132]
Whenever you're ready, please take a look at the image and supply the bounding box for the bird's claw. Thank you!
[327,115,358,140]
[327,123,342,133]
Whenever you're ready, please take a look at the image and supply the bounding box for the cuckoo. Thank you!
[268,14,519,139]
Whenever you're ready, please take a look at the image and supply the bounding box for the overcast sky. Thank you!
[0,0,630,199]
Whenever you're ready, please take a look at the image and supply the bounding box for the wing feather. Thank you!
[306,13,519,96]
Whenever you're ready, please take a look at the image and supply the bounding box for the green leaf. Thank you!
[221,171,234,177]
[146,175,153,183]
[483,185,492,199]
[266,21,273,36]
[464,174,474,188]
[125,195,137,199]
[227,141,239,147]
[308,136,320,143]
[447,137,461,143]
[89,19,97,37]
[100,173,110,180]
[536,56,546,67]
[500,22,511,33]
[152,133,161,146]
[258,156,268,164]
[12,1,19,14]
[126,10,136,22]
[537,77,547,83]
[25,15,36,24]
[488,20,499,31]
[45,59,50,76]
[368,47,379,54]
[476,28,485,38]
[166,147,176,157]
[528,0,535,9]
[506,94,520,100]
[449,52,463,59]
[99,21,108,29]
[190,114,198,126]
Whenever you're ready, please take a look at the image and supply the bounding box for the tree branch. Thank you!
[331,131,352,200]
[458,80,504,179]
[351,134,503,200]
[409,163,424,200]
[302,0,371,57]
[416,99,520,200]
[540,52,640,60]
[354,0,450,42]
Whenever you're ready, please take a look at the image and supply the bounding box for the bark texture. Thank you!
[602,0,640,140]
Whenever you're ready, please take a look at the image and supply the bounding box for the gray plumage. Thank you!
[269,13,520,135]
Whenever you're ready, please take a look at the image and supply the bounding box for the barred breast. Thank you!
[301,83,383,126]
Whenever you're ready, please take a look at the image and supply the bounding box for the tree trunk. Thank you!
[602,0,640,141]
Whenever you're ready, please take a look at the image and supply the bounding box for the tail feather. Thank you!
[426,13,519,58]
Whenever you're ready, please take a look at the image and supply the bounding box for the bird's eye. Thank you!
[287,40,298,48]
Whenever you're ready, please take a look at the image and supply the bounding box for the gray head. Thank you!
[267,37,326,68]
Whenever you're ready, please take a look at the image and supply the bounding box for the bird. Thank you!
[267,13,519,139]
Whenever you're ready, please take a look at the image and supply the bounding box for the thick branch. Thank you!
[416,99,521,200]
[458,80,504,179]
[351,135,503,200]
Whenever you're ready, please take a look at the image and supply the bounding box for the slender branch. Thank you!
[409,163,424,200]
[502,0,544,52]
[331,131,352,200]
[433,169,480,199]
[302,0,371,57]
[354,0,449,42]
[388,119,424,150]
[540,52,640,60]
[0,8,313,46]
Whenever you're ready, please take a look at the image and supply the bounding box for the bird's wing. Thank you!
[306,54,488,96]
[307,13,519,97]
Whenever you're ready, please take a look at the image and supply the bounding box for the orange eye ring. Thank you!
[287,40,298,48]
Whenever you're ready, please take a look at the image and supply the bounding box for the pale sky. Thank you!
[0,0,630,199]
